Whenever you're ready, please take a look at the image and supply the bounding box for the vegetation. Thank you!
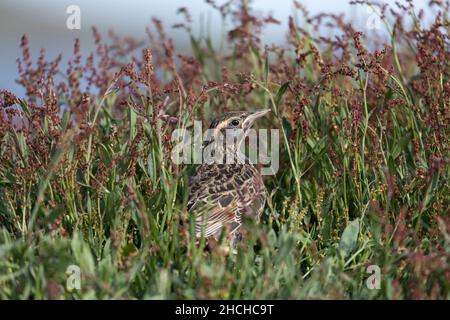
[0,0,449,299]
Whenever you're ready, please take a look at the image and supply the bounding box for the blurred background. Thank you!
[0,0,431,96]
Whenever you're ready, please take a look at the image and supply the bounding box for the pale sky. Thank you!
[0,0,431,95]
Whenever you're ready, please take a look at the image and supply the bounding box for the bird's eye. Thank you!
[231,119,240,126]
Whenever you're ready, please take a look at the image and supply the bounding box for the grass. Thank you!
[0,0,449,299]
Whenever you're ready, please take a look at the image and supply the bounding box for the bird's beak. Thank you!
[244,109,270,127]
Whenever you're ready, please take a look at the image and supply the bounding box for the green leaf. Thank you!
[129,107,137,140]
[190,36,205,66]
[206,37,215,56]
[339,219,360,258]
[122,243,138,258]
[61,110,71,130]
[0,190,13,221]
[282,117,292,138]
[391,133,410,160]
[71,233,95,274]
[11,130,28,163]
[264,55,269,84]
[275,81,290,107]
[384,88,394,101]
[19,99,30,115]
[43,205,64,223]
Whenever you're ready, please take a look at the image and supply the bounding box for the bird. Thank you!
[187,109,270,249]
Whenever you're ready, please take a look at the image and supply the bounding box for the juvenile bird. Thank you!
[187,109,269,248]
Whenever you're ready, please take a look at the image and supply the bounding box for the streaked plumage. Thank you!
[187,110,269,246]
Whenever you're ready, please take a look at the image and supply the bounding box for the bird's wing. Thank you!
[190,192,241,239]
[187,164,242,239]
[187,164,265,239]
[234,171,266,222]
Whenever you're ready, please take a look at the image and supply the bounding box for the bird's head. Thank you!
[207,109,270,142]
[202,109,270,163]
